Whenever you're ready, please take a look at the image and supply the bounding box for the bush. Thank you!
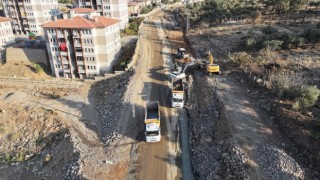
[140,5,153,14]
[295,85,320,109]
[229,52,253,66]
[302,28,320,43]
[121,17,144,36]
[243,37,259,50]
[262,40,283,50]
[261,26,278,35]
[58,0,73,4]
[269,73,306,100]
[34,64,43,74]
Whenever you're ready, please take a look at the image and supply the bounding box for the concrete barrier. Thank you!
[6,47,49,66]
[125,21,144,71]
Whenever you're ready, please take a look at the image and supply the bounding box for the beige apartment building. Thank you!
[1,0,59,35]
[41,14,121,78]
[74,0,128,29]
[0,16,14,61]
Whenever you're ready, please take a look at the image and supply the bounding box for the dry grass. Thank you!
[0,62,52,80]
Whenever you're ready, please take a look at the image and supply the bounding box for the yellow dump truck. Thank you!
[145,101,161,142]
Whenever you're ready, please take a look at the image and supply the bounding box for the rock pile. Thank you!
[216,142,249,180]
[257,144,304,180]
[62,161,81,180]
[93,70,135,145]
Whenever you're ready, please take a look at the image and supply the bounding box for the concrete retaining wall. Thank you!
[6,47,49,66]
[125,21,144,71]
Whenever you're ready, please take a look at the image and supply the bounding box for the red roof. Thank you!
[0,16,11,22]
[41,16,120,29]
[73,8,96,13]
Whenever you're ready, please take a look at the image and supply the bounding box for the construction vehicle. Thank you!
[145,101,161,142]
[170,61,195,79]
[177,48,190,59]
[171,78,184,108]
[206,50,221,75]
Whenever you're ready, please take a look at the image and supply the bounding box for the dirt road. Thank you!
[126,10,181,180]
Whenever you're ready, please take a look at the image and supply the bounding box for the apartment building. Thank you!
[41,15,121,78]
[1,0,59,35]
[0,16,14,61]
[74,0,128,29]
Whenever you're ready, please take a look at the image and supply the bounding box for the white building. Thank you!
[1,0,59,35]
[41,13,121,78]
[74,0,128,29]
[0,16,14,61]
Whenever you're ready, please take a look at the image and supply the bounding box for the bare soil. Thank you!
[170,6,320,179]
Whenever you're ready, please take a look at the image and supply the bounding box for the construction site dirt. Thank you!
[1,4,320,180]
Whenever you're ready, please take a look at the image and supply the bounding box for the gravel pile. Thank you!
[188,72,222,179]
[191,143,221,179]
[62,162,81,180]
[93,70,135,145]
[216,142,249,180]
[257,144,305,180]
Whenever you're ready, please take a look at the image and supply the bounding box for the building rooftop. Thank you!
[41,16,120,29]
[0,16,11,22]
[73,8,96,13]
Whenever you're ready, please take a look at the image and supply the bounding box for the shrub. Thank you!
[262,40,283,50]
[229,52,253,66]
[295,85,320,109]
[269,73,306,100]
[243,37,259,50]
[140,5,153,14]
[34,64,43,74]
[302,28,320,43]
[261,26,278,35]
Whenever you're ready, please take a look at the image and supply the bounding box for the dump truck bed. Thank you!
[172,79,183,91]
[146,101,159,120]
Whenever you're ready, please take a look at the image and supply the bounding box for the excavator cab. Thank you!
[206,51,221,75]
[177,48,188,59]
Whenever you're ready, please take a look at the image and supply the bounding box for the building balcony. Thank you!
[77,61,84,65]
[8,1,14,6]
[8,7,15,11]
[13,25,20,31]
[22,20,28,24]
[11,14,16,18]
[74,43,81,48]
[75,48,83,52]
[18,1,23,5]
[64,69,71,73]
[57,33,64,38]
[85,2,91,6]
[60,51,67,56]
[24,26,29,30]
[62,59,69,64]
[12,20,18,24]
[79,69,85,73]
[75,52,83,56]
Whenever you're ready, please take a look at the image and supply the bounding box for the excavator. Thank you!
[206,50,221,75]
[170,50,221,79]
